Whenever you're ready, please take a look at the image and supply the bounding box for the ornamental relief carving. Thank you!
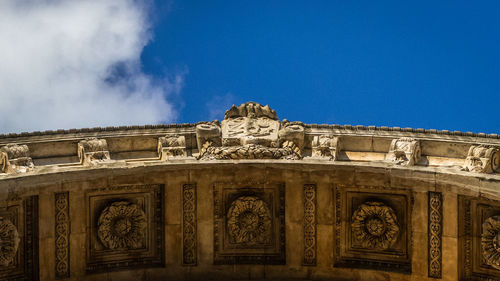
[0,217,20,266]
[481,216,500,270]
[351,201,400,250]
[227,196,272,246]
[97,201,147,250]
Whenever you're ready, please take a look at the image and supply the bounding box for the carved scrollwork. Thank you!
[158,135,187,159]
[78,138,111,166]
[351,201,399,250]
[464,145,500,174]
[227,196,272,246]
[386,137,421,166]
[97,201,147,250]
[481,215,500,270]
[0,144,34,173]
[0,217,20,266]
[199,144,301,160]
[312,135,340,160]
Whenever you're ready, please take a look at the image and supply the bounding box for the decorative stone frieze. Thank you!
[303,184,317,266]
[77,138,110,166]
[464,145,500,174]
[213,182,285,264]
[158,135,187,159]
[481,216,500,270]
[428,192,442,278]
[0,144,34,173]
[386,137,421,166]
[0,217,20,266]
[311,135,340,160]
[85,184,164,272]
[182,184,197,266]
[335,185,412,273]
[55,192,70,279]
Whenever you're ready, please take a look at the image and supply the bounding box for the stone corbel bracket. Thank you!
[0,144,34,173]
[158,135,187,160]
[279,120,305,158]
[464,145,500,173]
[311,135,340,160]
[386,137,421,166]
[77,138,111,166]
[196,122,222,159]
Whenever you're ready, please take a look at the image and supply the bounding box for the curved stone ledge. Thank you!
[0,102,498,281]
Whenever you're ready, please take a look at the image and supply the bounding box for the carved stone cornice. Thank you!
[158,135,187,160]
[77,138,110,166]
[312,135,340,160]
[386,137,421,166]
[0,144,34,173]
[464,145,500,174]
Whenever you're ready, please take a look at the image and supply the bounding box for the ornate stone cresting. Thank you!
[97,201,147,250]
[386,137,421,166]
[197,102,303,160]
[0,144,34,173]
[227,196,272,246]
[481,216,500,270]
[351,201,400,250]
[464,145,500,174]
[0,217,20,266]
[158,135,187,159]
[312,135,340,160]
[78,138,111,166]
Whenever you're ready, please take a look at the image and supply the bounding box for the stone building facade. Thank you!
[0,102,499,280]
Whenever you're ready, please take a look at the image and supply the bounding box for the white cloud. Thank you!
[0,0,183,133]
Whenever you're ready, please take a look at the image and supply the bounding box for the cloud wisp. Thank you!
[0,0,182,133]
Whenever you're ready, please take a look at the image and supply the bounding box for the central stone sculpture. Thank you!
[196,102,304,160]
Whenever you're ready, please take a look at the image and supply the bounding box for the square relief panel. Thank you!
[334,185,412,273]
[213,182,285,264]
[459,196,500,280]
[0,196,38,281]
[85,184,164,273]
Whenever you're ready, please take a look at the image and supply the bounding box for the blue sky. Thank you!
[0,1,498,134]
[142,0,500,133]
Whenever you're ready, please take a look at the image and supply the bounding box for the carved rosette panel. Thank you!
[182,184,197,266]
[303,184,317,266]
[86,185,164,272]
[214,182,285,264]
[334,186,411,273]
[459,196,500,280]
[428,192,442,278]
[97,201,147,250]
[351,201,399,250]
[0,196,39,281]
[55,192,70,279]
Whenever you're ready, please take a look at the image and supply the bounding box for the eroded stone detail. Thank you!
[303,184,317,266]
[464,145,500,174]
[481,216,500,270]
[55,192,70,278]
[78,138,110,166]
[0,144,34,173]
[158,135,187,159]
[428,192,442,278]
[386,138,421,166]
[0,217,20,266]
[351,201,400,250]
[312,135,340,160]
[182,184,197,266]
[227,196,272,246]
[97,201,147,250]
[197,102,303,160]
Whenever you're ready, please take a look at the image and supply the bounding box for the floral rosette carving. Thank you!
[97,201,147,250]
[481,215,500,270]
[0,217,20,266]
[227,196,272,246]
[351,201,399,250]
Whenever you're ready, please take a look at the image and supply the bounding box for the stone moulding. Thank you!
[78,138,111,166]
[182,184,197,266]
[428,191,442,279]
[464,145,500,174]
[0,144,34,174]
[55,192,70,279]
[303,184,317,266]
